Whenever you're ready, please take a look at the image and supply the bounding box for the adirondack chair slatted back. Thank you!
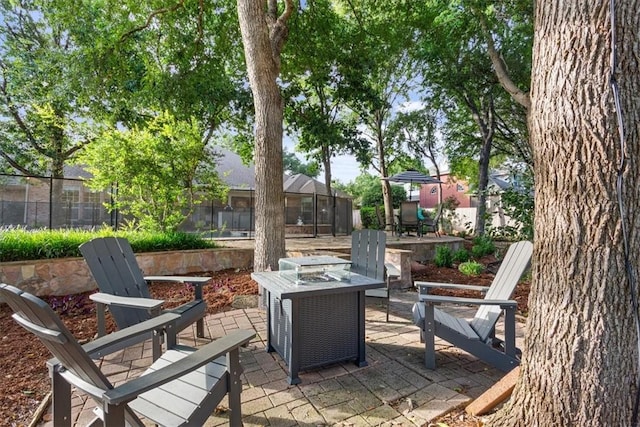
[1,283,250,426]
[400,201,419,226]
[351,229,386,281]
[470,241,533,341]
[0,284,115,396]
[79,237,152,327]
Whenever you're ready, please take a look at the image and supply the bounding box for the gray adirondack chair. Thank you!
[80,237,209,358]
[0,283,254,427]
[352,229,399,322]
[412,240,532,372]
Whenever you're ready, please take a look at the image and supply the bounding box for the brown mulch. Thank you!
[1,254,530,427]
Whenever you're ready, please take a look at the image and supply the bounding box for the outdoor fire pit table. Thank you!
[251,259,384,385]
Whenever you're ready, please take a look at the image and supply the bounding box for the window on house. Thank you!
[85,191,101,204]
[82,191,103,224]
[61,189,80,203]
[456,184,465,192]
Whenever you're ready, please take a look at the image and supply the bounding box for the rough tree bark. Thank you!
[237,0,293,272]
[490,1,640,424]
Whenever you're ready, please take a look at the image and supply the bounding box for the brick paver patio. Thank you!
[36,289,524,426]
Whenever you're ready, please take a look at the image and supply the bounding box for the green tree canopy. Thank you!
[0,0,98,177]
[283,149,320,178]
[76,112,227,231]
[361,183,406,209]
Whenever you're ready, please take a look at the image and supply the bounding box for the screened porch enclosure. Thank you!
[0,174,353,237]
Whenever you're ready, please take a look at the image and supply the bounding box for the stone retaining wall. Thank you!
[0,238,465,297]
[387,239,465,263]
[0,248,254,297]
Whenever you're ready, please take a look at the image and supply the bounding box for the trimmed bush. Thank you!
[452,248,470,263]
[0,227,216,262]
[360,206,377,229]
[458,261,484,276]
[471,235,496,258]
[434,245,453,268]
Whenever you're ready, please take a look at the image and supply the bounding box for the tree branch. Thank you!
[0,150,31,175]
[119,0,185,42]
[196,0,205,44]
[479,16,531,110]
[0,71,40,149]
[268,0,295,70]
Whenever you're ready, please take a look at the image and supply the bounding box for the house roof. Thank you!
[216,150,351,198]
[57,147,350,197]
[283,174,351,198]
[488,174,511,191]
[214,148,255,190]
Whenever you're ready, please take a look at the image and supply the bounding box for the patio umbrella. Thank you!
[385,170,441,200]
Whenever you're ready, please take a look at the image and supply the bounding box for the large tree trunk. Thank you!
[491,1,640,424]
[463,93,494,236]
[322,145,336,236]
[237,0,292,271]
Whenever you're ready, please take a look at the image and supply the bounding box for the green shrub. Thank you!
[361,183,406,208]
[471,235,496,258]
[458,261,484,276]
[434,245,453,268]
[360,206,377,229]
[452,248,470,263]
[0,227,216,262]
[497,181,534,241]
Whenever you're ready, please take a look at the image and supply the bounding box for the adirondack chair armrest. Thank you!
[89,292,165,311]
[385,263,400,280]
[421,294,517,308]
[82,312,181,359]
[143,275,210,284]
[143,275,210,300]
[103,329,256,405]
[416,281,491,297]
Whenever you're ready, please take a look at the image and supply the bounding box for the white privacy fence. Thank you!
[353,203,519,234]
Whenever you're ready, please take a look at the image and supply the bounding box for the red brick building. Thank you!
[419,173,476,208]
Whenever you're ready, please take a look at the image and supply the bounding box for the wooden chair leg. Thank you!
[50,366,72,427]
[103,403,125,426]
[503,306,517,358]
[424,302,436,369]
[227,348,243,426]
[95,302,107,338]
[386,276,390,323]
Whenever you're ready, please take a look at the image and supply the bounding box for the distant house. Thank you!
[419,173,474,208]
[216,148,351,202]
[0,148,352,234]
[418,171,522,232]
[419,171,517,209]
